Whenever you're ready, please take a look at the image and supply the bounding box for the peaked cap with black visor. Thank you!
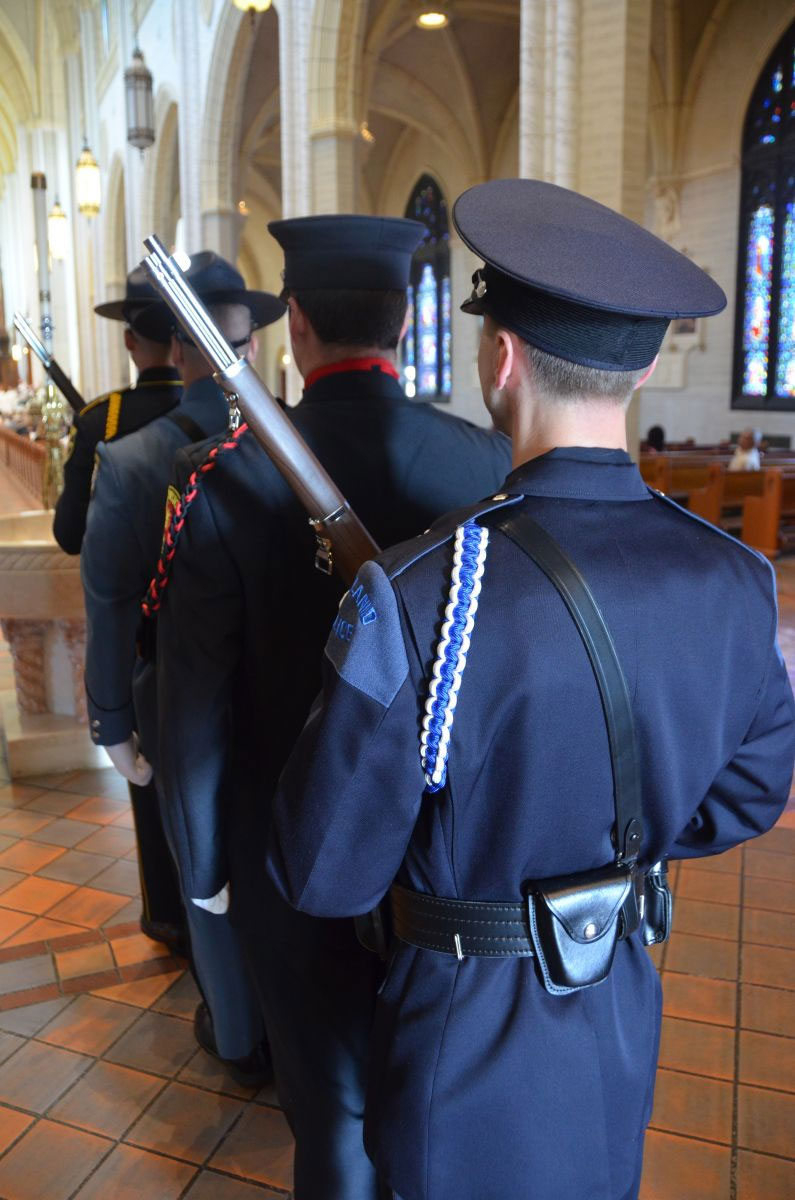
[268,214,426,293]
[139,252,286,349]
[454,179,727,371]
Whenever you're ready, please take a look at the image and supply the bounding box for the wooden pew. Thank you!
[742,469,795,559]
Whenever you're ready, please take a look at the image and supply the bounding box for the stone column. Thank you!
[201,209,244,261]
[279,0,311,220]
[120,0,142,272]
[311,129,359,214]
[519,0,579,186]
[578,0,652,221]
[578,0,652,459]
[59,618,87,724]
[0,620,48,715]
[176,0,202,252]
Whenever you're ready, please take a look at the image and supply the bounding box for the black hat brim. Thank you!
[141,290,286,337]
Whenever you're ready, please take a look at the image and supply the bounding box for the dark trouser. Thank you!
[184,899,266,1061]
[128,779,184,927]
[241,876,381,1200]
[152,784,265,1061]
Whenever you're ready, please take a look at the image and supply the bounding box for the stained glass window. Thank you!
[774,203,795,397]
[733,21,795,410]
[401,175,452,402]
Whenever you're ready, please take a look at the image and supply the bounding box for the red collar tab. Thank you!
[304,357,399,389]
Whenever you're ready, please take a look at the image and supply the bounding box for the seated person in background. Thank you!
[644,424,665,454]
[729,428,761,471]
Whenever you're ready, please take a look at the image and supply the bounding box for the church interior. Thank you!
[0,0,793,1197]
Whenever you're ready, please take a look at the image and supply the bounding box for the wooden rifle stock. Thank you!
[140,236,380,584]
[217,359,380,583]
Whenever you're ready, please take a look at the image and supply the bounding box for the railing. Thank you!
[0,427,46,505]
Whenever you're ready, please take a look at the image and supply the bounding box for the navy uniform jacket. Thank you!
[269,448,795,1200]
[156,365,511,902]
[54,366,182,554]
[81,376,229,751]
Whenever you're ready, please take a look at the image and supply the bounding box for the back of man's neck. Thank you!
[511,407,628,470]
[301,345,397,380]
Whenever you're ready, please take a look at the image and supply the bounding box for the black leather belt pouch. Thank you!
[526,864,633,995]
[641,860,672,946]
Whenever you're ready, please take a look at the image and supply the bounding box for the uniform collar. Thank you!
[180,375,230,428]
[301,359,406,405]
[136,365,181,385]
[504,447,650,501]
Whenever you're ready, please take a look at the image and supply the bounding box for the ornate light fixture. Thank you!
[75,143,101,217]
[124,47,155,152]
[414,2,451,30]
[47,200,68,262]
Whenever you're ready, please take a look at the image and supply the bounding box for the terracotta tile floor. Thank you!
[0,534,790,1195]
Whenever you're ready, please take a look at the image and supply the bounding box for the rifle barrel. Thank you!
[140,235,380,583]
[13,312,85,413]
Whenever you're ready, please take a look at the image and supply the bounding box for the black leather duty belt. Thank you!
[390,880,643,960]
[391,884,535,959]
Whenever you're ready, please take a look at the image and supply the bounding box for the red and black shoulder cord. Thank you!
[141,423,249,619]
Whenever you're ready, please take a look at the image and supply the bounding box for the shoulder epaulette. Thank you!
[380,491,522,582]
[79,387,131,441]
[647,487,774,573]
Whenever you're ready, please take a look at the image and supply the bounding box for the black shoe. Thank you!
[193,1001,273,1088]
[140,916,190,958]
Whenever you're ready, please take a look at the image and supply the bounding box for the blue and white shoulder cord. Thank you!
[420,521,489,792]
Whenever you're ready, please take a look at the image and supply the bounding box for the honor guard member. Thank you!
[53,267,182,555]
[82,253,284,1080]
[154,215,512,1200]
[268,181,795,1200]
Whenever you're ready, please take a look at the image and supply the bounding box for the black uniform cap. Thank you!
[268,215,426,291]
[454,179,727,371]
[94,266,174,344]
[139,252,286,337]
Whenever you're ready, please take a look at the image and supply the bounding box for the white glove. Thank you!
[192,883,230,915]
[104,734,153,786]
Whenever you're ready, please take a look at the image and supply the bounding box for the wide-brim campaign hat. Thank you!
[268,215,426,291]
[94,266,174,344]
[454,179,727,371]
[139,251,286,337]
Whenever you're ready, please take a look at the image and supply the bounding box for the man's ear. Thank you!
[123,328,135,354]
[171,334,184,368]
[494,329,515,392]
[398,302,411,344]
[636,355,658,390]
[246,333,259,364]
[288,297,308,339]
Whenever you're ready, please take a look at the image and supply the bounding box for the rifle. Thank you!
[13,312,85,414]
[140,235,380,582]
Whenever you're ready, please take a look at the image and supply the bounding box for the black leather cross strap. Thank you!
[485,506,643,864]
[166,410,208,443]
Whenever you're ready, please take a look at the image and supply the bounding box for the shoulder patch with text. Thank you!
[325,560,408,707]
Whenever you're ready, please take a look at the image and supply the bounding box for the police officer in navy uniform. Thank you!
[81,253,284,1080]
[53,268,183,556]
[55,268,184,947]
[268,181,795,1200]
[154,215,512,1199]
